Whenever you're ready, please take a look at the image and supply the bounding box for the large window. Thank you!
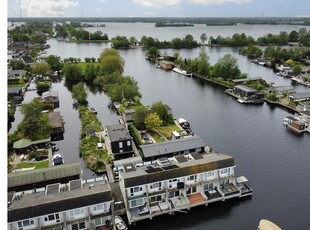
[204,183,214,191]
[187,175,197,182]
[71,222,86,230]
[220,168,231,175]
[17,219,34,229]
[93,203,109,213]
[119,142,123,148]
[130,186,142,196]
[150,182,162,189]
[130,198,143,208]
[150,195,162,203]
[68,208,85,219]
[44,213,60,222]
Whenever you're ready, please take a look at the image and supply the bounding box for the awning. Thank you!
[13,139,32,149]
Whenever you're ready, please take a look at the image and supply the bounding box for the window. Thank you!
[72,222,86,230]
[93,203,108,212]
[204,183,214,191]
[127,140,131,146]
[150,195,162,203]
[220,168,230,175]
[17,219,34,228]
[68,208,85,219]
[150,182,161,189]
[130,186,141,194]
[119,142,123,148]
[130,198,143,208]
[187,175,197,181]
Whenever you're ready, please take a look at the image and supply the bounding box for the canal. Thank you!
[9,23,310,229]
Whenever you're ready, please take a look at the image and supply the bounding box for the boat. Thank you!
[178,118,191,130]
[89,107,97,114]
[115,215,128,230]
[283,116,307,134]
[258,219,281,230]
[52,153,64,166]
[172,67,192,77]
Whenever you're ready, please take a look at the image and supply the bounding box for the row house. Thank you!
[119,152,252,225]
[8,179,113,230]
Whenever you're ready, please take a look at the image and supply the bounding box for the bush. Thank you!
[128,124,143,146]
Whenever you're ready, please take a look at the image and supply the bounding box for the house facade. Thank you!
[8,179,113,230]
[106,124,134,160]
[42,91,59,108]
[119,152,252,225]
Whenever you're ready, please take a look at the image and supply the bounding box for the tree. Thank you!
[292,65,302,76]
[200,33,207,45]
[63,63,83,82]
[84,64,99,82]
[133,106,149,130]
[151,101,173,126]
[145,112,163,131]
[99,48,125,74]
[289,30,299,42]
[31,62,51,77]
[19,98,51,140]
[44,55,63,71]
[197,52,211,76]
[211,54,241,80]
[146,47,161,60]
[9,59,26,70]
[72,82,88,105]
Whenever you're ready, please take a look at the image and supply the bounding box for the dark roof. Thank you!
[234,85,258,93]
[21,55,33,63]
[121,153,234,188]
[8,88,22,94]
[140,136,206,158]
[8,182,112,222]
[48,111,63,128]
[106,124,131,142]
[300,110,310,117]
[8,163,81,188]
[290,92,310,100]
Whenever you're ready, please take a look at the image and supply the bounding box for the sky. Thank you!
[7,0,310,18]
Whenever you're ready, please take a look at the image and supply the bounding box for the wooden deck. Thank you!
[187,193,205,205]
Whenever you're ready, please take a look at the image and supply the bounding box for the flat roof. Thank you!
[234,85,258,93]
[290,92,310,100]
[8,181,112,222]
[121,152,234,188]
[140,136,206,159]
[8,163,81,188]
[106,124,131,142]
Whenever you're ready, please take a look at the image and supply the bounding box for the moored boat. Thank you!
[258,219,282,230]
[89,107,97,114]
[52,153,64,166]
[178,118,191,130]
[172,67,192,77]
[115,215,128,230]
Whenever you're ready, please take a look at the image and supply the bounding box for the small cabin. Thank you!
[42,91,59,108]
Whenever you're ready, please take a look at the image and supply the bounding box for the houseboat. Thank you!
[227,85,264,104]
[283,116,307,134]
[118,151,252,226]
[172,68,192,77]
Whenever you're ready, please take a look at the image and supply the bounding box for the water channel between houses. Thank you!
[9,24,310,229]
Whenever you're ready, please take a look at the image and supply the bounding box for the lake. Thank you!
[9,23,310,229]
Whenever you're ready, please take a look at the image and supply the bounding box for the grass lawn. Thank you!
[8,83,27,88]
[156,124,181,139]
[16,160,49,169]
[150,131,165,143]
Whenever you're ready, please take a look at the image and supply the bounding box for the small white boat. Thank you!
[89,107,97,114]
[258,219,281,230]
[172,67,192,77]
[52,153,64,166]
[115,215,127,230]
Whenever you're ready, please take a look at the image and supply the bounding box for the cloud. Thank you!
[98,0,108,2]
[20,0,79,17]
[187,0,251,4]
[133,0,183,8]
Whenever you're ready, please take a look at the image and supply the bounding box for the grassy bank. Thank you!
[67,39,111,43]
[16,160,49,169]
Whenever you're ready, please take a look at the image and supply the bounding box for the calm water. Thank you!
[9,24,310,229]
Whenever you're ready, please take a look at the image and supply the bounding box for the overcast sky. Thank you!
[7,0,310,18]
